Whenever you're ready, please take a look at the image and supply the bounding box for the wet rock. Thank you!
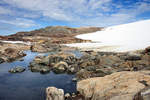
[46,87,64,100]
[31,43,61,53]
[53,61,69,73]
[77,71,150,100]
[65,93,85,100]
[100,55,122,66]
[34,56,50,66]
[29,52,79,74]
[18,58,24,61]
[65,93,70,98]
[3,48,26,62]
[0,58,4,64]
[134,86,150,100]
[30,65,50,73]
[31,43,47,53]
[29,62,50,73]
[68,67,76,74]
[95,68,111,77]
[76,69,93,80]
[53,67,65,74]
[124,53,141,61]
[40,68,51,74]
[9,66,25,73]
[85,66,96,71]
[79,54,100,68]
[145,46,150,55]
[72,93,76,98]
[72,78,77,82]
[54,61,69,69]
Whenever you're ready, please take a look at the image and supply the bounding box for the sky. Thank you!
[0,0,150,35]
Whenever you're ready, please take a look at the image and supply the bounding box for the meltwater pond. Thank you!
[0,51,76,100]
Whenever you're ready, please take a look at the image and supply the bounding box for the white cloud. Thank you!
[0,18,37,28]
[1,0,150,27]
[2,0,114,21]
[0,6,12,15]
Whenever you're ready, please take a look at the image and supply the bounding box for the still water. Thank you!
[0,51,76,100]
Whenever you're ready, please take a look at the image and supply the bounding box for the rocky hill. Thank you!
[1,26,102,44]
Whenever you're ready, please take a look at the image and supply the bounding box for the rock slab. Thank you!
[77,71,150,100]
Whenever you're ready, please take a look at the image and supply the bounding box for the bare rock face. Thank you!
[77,71,150,100]
[5,26,102,44]
[3,48,26,61]
[46,87,64,100]
[134,86,150,100]
[30,43,61,53]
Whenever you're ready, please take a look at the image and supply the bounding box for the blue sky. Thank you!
[0,0,150,35]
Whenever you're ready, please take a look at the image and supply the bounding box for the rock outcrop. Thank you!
[0,47,26,62]
[30,43,61,53]
[0,42,30,63]
[77,71,150,100]
[28,49,150,80]
[3,26,102,44]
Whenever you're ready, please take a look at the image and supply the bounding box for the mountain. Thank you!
[0,26,102,44]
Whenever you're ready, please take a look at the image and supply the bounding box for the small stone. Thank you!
[86,66,96,71]
[68,67,76,74]
[40,68,50,74]
[72,78,77,82]
[9,66,25,73]
[72,93,76,98]
[125,53,141,61]
[65,93,70,98]
[0,58,4,64]
[46,87,64,100]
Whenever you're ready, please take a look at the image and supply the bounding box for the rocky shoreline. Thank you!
[1,26,150,100]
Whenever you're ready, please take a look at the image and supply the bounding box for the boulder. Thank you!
[100,55,122,66]
[65,93,70,98]
[76,69,95,80]
[9,66,25,73]
[31,43,61,53]
[79,54,100,68]
[134,86,150,100]
[53,61,69,73]
[3,48,26,62]
[31,43,48,53]
[46,87,64,100]
[0,58,4,64]
[72,78,77,82]
[29,64,50,74]
[34,56,50,66]
[54,61,69,69]
[77,71,150,100]
[124,53,141,61]
[145,46,150,55]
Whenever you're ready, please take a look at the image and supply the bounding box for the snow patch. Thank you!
[65,19,150,52]
[0,40,31,45]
